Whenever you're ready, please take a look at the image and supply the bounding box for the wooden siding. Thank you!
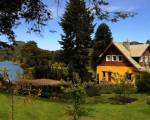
[98,44,133,67]
[139,46,150,67]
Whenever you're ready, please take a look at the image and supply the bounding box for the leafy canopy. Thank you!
[0,0,136,43]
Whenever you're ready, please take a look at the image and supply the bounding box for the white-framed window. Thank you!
[145,56,148,63]
[106,55,111,61]
[118,55,123,61]
[112,55,117,61]
[139,56,144,62]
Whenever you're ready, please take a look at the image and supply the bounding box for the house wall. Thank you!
[97,66,139,84]
[139,46,150,67]
[96,44,139,84]
[98,45,133,67]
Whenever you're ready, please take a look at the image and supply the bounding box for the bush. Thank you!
[85,83,101,97]
[114,84,136,95]
[146,96,150,105]
[0,75,3,88]
[136,72,150,93]
[99,83,114,94]
[99,83,136,94]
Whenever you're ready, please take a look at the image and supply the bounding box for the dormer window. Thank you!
[112,55,117,61]
[106,55,111,61]
[118,55,123,61]
[106,55,123,62]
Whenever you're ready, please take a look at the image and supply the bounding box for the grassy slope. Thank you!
[0,93,150,120]
[82,94,150,120]
[0,94,68,120]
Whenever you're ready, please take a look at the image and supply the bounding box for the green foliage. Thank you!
[59,0,94,50]
[33,66,50,79]
[59,0,94,82]
[0,0,51,41]
[63,72,86,120]
[97,83,136,94]
[146,96,150,105]
[0,72,4,81]
[0,48,14,61]
[20,41,53,79]
[65,81,86,120]
[0,93,150,120]
[0,74,3,88]
[85,82,101,97]
[92,23,113,69]
[0,41,26,62]
[146,40,150,44]
[112,72,134,96]
[0,0,135,42]
[49,62,69,80]
[99,83,115,94]
[136,72,150,93]
[21,41,40,67]
[89,0,136,22]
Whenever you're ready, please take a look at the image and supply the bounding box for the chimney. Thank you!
[123,40,130,51]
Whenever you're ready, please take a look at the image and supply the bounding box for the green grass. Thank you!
[0,93,150,120]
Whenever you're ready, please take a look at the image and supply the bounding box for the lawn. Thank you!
[0,93,150,120]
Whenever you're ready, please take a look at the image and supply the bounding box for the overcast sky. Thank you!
[0,0,150,50]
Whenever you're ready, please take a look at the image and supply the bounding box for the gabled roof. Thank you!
[130,44,149,57]
[113,42,144,71]
[97,42,146,71]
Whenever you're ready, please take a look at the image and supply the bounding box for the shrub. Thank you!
[111,72,135,96]
[0,74,3,88]
[85,83,101,97]
[99,83,114,94]
[65,82,86,120]
[146,96,150,105]
[99,83,136,94]
[136,72,150,93]
[114,84,136,94]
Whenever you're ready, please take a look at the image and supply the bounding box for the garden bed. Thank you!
[109,95,137,104]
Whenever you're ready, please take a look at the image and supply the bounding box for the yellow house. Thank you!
[96,42,150,83]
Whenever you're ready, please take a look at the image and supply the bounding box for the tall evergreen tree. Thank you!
[59,0,94,82]
[146,40,150,44]
[92,23,113,69]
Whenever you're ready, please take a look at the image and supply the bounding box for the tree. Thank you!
[136,72,150,93]
[146,40,150,44]
[64,72,86,120]
[130,41,142,45]
[20,41,53,78]
[0,0,51,42]
[59,0,94,82]
[92,23,113,69]
[21,41,40,68]
[59,2,94,119]
[112,72,134,96]
[0,0,135,46]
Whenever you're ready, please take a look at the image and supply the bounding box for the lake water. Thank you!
[0,61,24,81]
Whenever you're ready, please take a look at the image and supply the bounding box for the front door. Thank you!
[108,72,112,82]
